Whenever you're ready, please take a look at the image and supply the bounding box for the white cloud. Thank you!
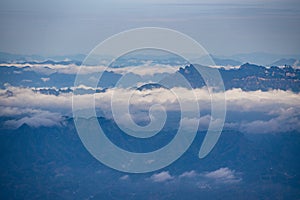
[110,64,180,76]
[240,107,300,134]
[0,63,180,76]
[197,183,211,190]
[41,77,50,82]
[225,88,300,112]
[148,168,241,185]
[0,106,41,117]
[150,171,174,182]
[209,65,241,70]
[119,175,129,180]
[179,170,198,178]
[0,63,105,75]
[1,85,299,133]
[3,111,63,129]
[0,86,72,113]
[203,167,241,184]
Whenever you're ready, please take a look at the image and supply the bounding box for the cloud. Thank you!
[179,170,198,178]
[1,85,299,133]
[41,77,50,82]
[203,167,241,184]
[240,107,300,134]
[150,171,174,182]
[0,63,180,76]
[119,175,129,180]
[110,64,180,76]
[0,63,105,75]
[3,111,63,129]
[0,106,41,117]
[209,65,241,70]
[0,86,72,114]
[148,168,241,185]
[224,88,300,112]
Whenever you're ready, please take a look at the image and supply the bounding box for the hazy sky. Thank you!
[0,0,299,56]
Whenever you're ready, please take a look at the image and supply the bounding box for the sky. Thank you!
[0,0,300,56]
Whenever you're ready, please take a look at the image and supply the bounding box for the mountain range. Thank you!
[0,117,299,199]
[1,51,300,67]
[1,61,299,92]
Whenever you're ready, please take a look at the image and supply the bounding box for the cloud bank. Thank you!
[4,111,63,129]
[0,85,299,133]
[0,63,180,76]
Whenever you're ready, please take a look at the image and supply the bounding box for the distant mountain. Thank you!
[48,54,86,63]
[179,63,300,92]
[1,62,299,92]
[230,52,281,65]
[0,52,45,63]
[221,63,300,91]
[1,52,300,199]
[0,52,85,64]
[2,51,300,67]
[224,52,300,66]
[211,56,242,66]
[0,117,299,199]
[270,58,299,67]
[0,65,121,88]
[18,60,82,66]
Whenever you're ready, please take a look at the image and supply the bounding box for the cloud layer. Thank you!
[0,63,180,76]
[0,85,299,133]
[4,111,63,129]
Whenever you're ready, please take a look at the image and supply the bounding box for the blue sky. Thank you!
[0,0,299,56]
